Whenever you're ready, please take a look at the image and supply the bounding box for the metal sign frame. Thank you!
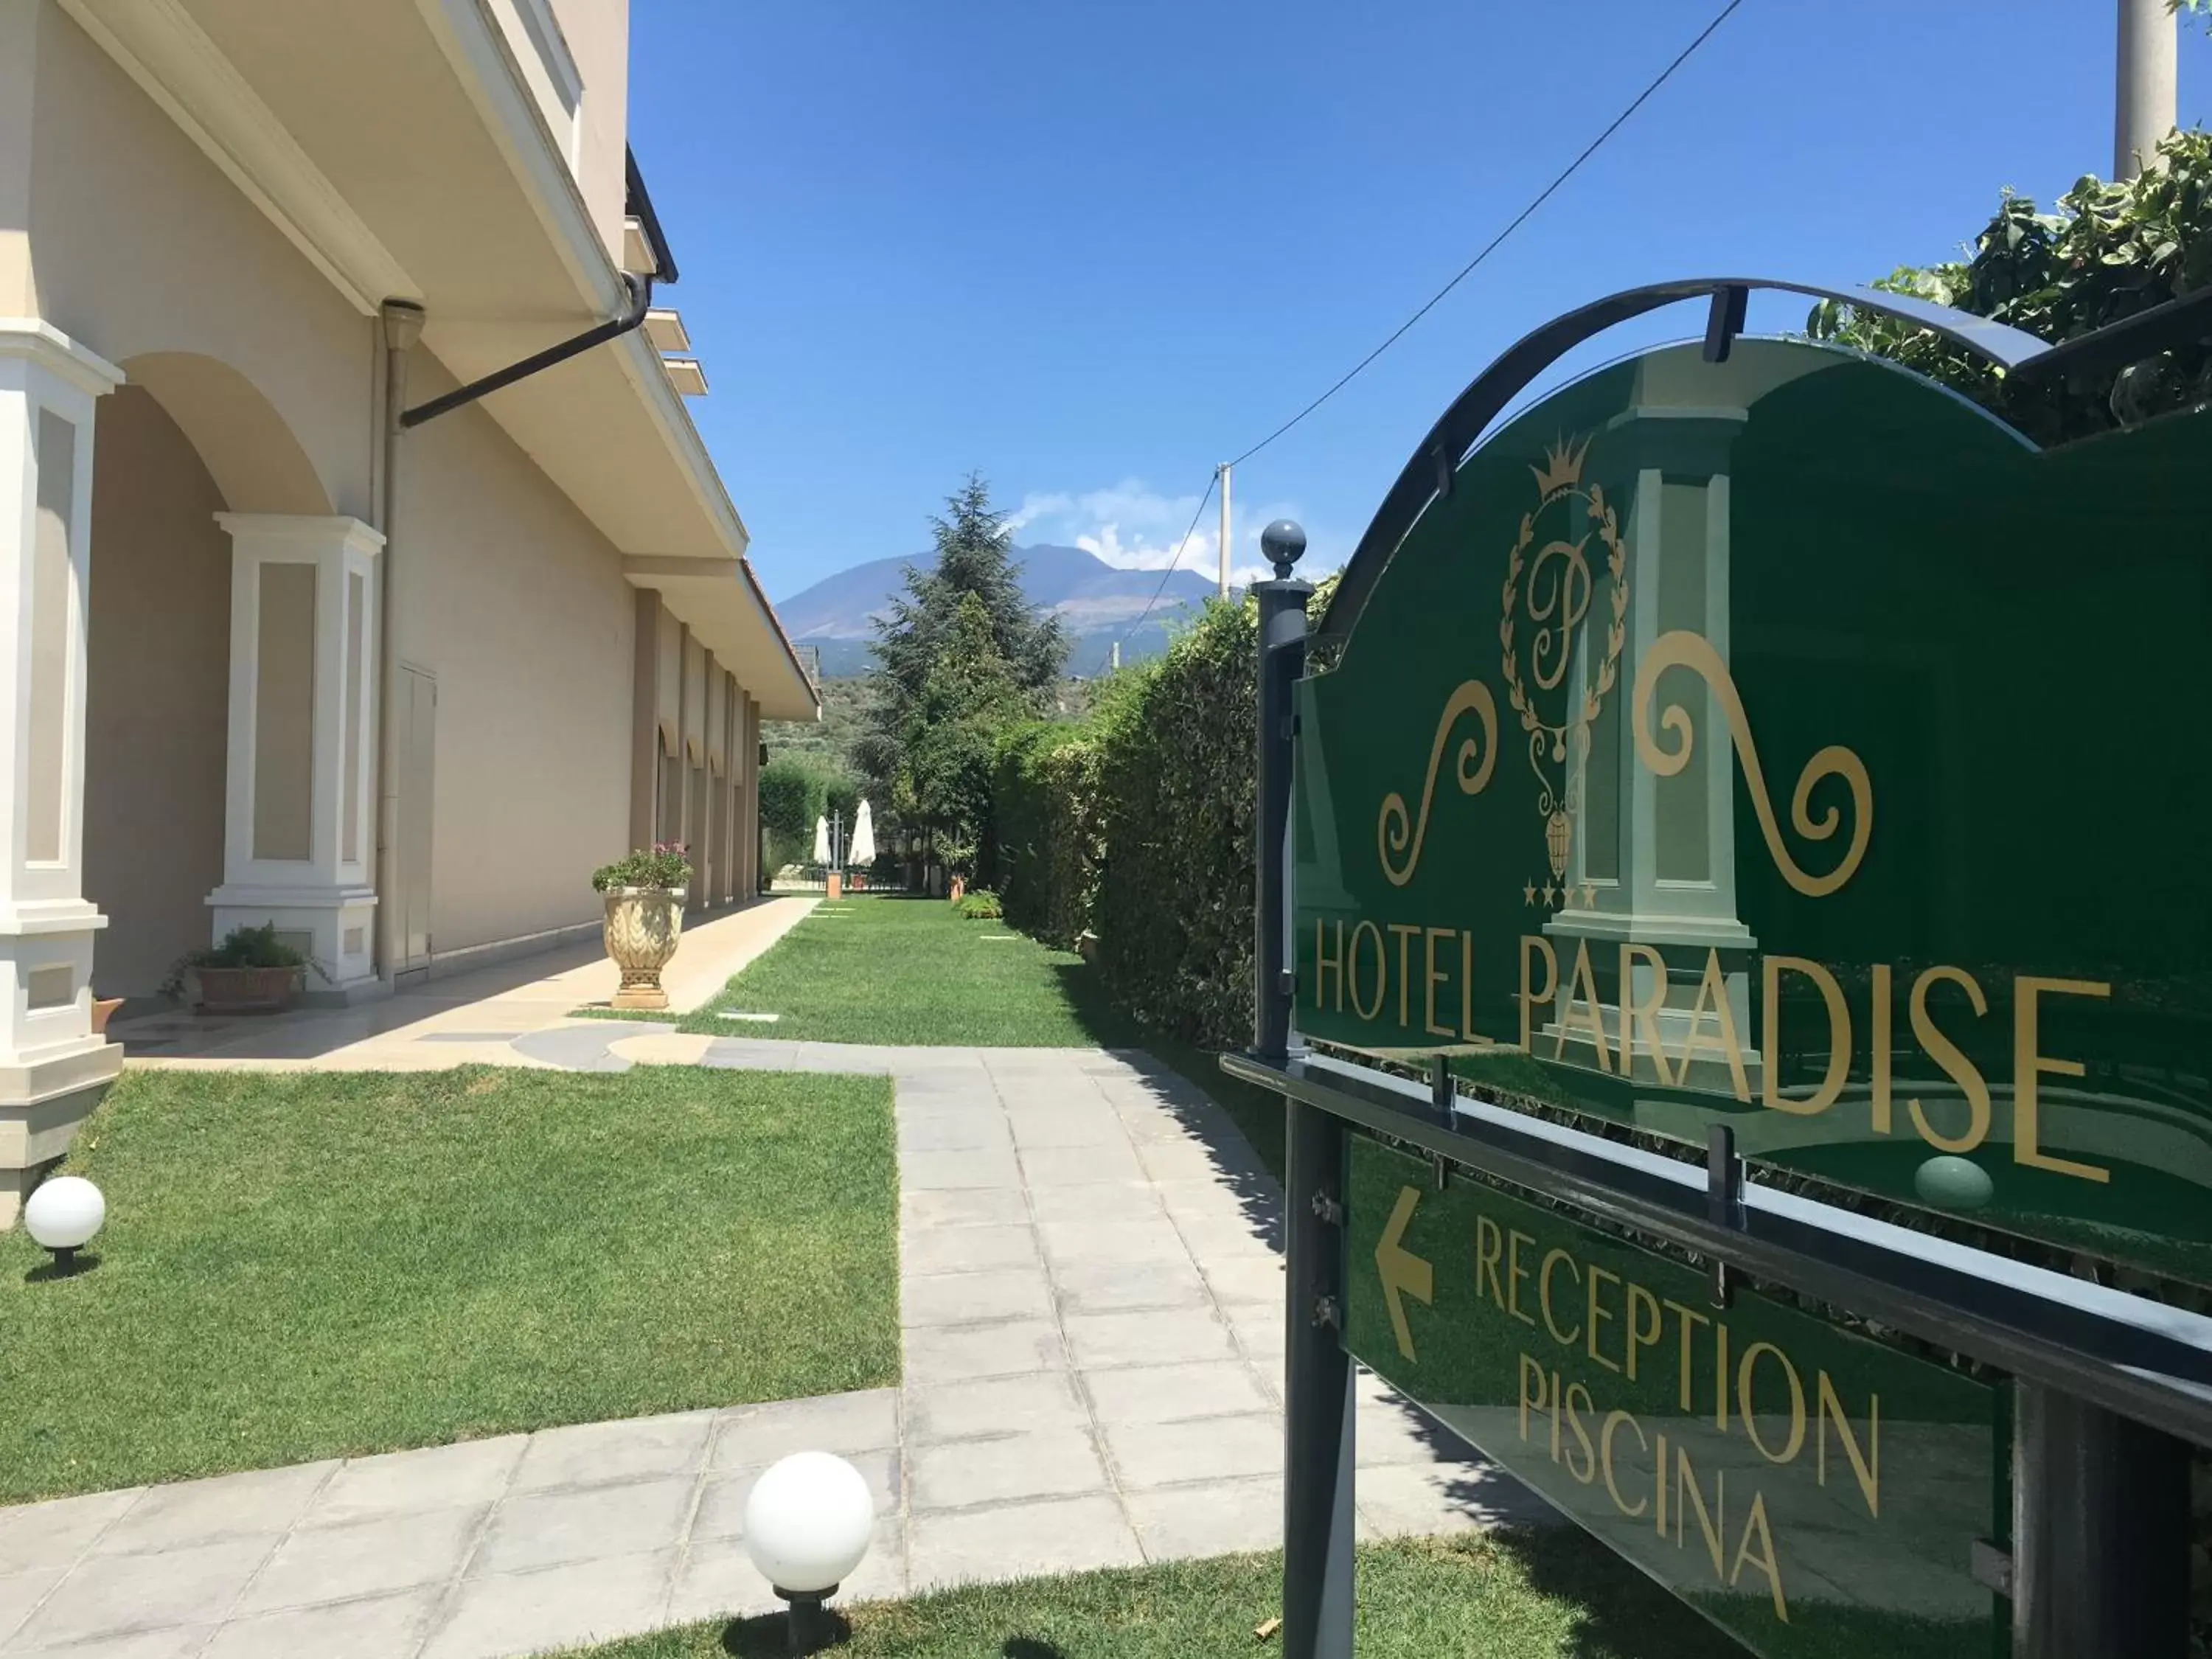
[1234,274,2211,1659]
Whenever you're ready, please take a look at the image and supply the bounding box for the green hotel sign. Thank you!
[1294,335,2212,1284]
[1346,1140,2003,1658]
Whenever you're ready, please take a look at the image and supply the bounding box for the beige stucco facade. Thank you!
[0,0,816,1221]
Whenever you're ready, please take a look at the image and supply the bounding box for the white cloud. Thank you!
[1006,478,1340,586]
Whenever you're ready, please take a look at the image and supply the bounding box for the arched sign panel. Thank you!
[1295,335,2212,1289]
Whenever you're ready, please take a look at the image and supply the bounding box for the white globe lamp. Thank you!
[24,1176,105,1272]
[742,1451,874,1651]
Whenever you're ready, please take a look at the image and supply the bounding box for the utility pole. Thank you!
[2115,0,2177,179]
[1217,462,1233,599]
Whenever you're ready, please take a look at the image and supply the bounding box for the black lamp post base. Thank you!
[773,1586,838,1654]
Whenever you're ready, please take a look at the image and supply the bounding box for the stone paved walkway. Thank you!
[0,1036,1545,1659]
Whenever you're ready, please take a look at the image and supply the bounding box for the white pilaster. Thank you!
[206,514,383,1001]
[0,320,126,1227]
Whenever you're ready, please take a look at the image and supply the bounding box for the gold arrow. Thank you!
[1376,1185,1435,1363]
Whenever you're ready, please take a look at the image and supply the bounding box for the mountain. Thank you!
[777,544,1225,678]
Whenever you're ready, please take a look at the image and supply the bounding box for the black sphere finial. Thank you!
[1261,519,1306,579]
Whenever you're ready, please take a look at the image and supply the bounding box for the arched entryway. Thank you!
[83,352,333,1002]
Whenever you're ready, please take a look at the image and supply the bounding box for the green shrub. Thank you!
[955,889,1004,920]
[1809,129,2212,442]
[991,720,1100,949]
[590,844,692,892]
[759,752,860,875]
[159,923,319,1001]
[1088,599,1259,1048]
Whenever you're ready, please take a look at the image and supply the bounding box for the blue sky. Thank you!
[629,1,2207,601]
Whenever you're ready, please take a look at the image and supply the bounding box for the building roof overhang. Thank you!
[59,0,819,720]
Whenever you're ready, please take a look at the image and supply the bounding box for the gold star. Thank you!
[1581,883,1598,908]
[1545,883,1561,908]
[1522,880,1537,906]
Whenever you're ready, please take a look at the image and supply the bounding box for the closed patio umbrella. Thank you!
[813,814,831,866]
[849,800,875,869]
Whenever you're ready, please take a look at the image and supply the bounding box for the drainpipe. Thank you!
[374,299,426,990]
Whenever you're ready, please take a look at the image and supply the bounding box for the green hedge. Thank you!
[759,752,860,876]
[991,591,1329,1049]
[1090,601,1259,1048]
[991,721,1100,950]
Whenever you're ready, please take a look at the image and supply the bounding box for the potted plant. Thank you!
[160,922,320,1014]
[593,842,692,1010]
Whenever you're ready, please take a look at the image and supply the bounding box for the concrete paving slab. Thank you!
[1048,1256,1212,1317]
[420,1548,675,1659]
[1062,1307,1238,1371]
[897,1113,1013,1154]
[1001,1109,1133,1151]
[1020,1142,1147,1187]
[900,1186,1032,1229]
[1124,1476,1285,1560]
[902,1372,1090,1447]
[1023,1183,1163,1225]
[904,1319,1068,1386]
[1100,1413,1282,1490]
[1080,1360,1276,1427]
[10,1537,274,1649]
[3,1626,216,1658]
[899,1148,1024,1192]
[0,1490,141,1576]
[236,1505,482,1613]
[509,1411,714,1494]
[900,1222,1041,1279]
[306,1438,524,1527]
[93,1462,338,1557]
[908,1495,1142,1590]
[465,1477,692,1578]
[203,1586,443,1659]
[711,1391,900,1471]
[908,1429,1109,1512]
[1036,1219,1193,1268]
[900,1266,1055,1329]
[0,1568,63,1649]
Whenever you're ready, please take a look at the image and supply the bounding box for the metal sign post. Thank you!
[1254,522,1354,1659]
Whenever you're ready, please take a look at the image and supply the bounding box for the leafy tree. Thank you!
[900,594,1029,874]
[1809,129,2211,443]
[855,475,1066,873]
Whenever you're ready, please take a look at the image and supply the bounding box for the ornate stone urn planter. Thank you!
[593,844,694,1012]
[602,886,686,1010]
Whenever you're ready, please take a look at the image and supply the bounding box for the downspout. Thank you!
[366,272,658,987]
[375,300,427,991]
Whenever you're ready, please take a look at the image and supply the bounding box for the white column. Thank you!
[206,515,383,1001]
[0,319,126,1228]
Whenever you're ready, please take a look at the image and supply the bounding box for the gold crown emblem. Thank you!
[1528,435,1589,504]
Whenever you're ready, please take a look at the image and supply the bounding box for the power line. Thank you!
[1089,472,1217,676]
[1226,0,1747,470]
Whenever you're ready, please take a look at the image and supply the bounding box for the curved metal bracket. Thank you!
[1315,276,2055,645]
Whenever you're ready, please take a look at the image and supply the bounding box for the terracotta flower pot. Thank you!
[193,965,300,1015]
[604,886,686,1010]
[90,997,124,1035]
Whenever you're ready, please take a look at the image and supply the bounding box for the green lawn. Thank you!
[677,895,1141,1046]
[0,1065,897,1504]
[558,1531,1736,1658]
